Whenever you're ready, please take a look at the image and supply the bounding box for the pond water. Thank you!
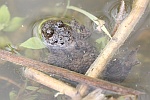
[0,0,150,100]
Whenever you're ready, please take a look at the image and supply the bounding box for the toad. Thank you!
[40,19,139,83]
[41,19,98,74]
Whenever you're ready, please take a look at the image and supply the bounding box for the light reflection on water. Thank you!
[0,0,149,100]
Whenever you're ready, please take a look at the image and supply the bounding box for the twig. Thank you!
[62,0,70,16]
[0,76,21,88]
[0,49,143,95]
[16,82,27,100]
[77,0,149,96]
[111,0,126,36]
[24,67,81,99]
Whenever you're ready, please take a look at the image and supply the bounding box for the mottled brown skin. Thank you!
[41,20,73,48]
[42,19,98,74]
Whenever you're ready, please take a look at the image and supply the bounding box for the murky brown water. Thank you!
[0,0,149,100]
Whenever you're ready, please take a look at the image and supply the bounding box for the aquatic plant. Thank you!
[66,5,111,38]
[0,5,24,32]
[20,37,46,49]
[0,5,25,49]
[20,6,110,50]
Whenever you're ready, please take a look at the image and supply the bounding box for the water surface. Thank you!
[0,0,149,100]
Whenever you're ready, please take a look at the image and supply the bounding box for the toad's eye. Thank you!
[42,28,54,39]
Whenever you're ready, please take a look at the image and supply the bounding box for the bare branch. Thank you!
[111,0,126,36]
[0,49,143,95]
[77,0,149,96]
[24,67,81,99]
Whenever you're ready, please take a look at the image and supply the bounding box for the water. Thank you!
[123,13,150,100]
[0,0,150,100]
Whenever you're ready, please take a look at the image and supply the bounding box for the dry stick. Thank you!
[0,49,142,95]
[24,67,81,99]
[77,0,150,96]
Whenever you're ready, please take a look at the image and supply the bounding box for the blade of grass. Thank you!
[63,0,70,16]
[67,5,111,38]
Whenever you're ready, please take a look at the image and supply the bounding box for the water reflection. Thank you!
[123,12,150,99]
[0,0,149,100]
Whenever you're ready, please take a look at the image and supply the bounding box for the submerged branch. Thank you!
[24,67,81,99]
[0,76,21,88]
[77,0,149,96]
[111,0,126,36]
[0,49,143,95]
[87,0,149,82]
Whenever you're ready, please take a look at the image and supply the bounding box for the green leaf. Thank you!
[117,95,136,100]
[9,90,17,100]
[26,86,52,94]
[0,36,11,48]
[20,37,46,49]
[0,24,4,30]
[37,88,52,94]
[95,36,108,50]
[3,17,25,32]
[0,5,10,30]
[95,37,107,44]
[24,95,38,100]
